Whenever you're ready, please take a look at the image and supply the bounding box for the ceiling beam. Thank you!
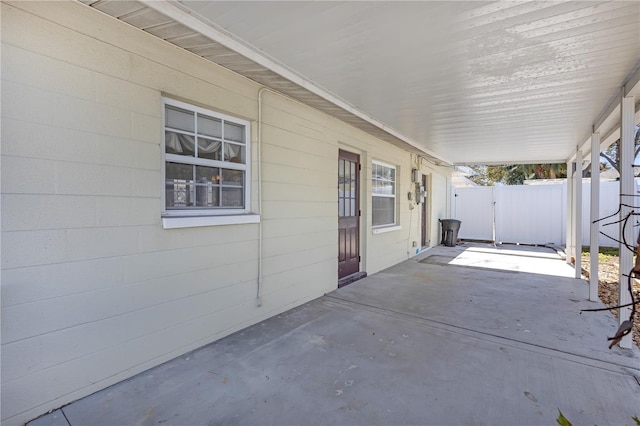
[592,91,622,136]
[624,62,640,98]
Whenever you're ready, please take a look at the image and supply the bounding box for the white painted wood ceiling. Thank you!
[83,0,640,165]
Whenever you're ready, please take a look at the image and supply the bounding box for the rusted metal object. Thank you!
[608,319,633,349]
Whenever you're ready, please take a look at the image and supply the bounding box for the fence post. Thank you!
[491,186,496,244]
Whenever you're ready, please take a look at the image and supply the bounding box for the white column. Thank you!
[491,187,497,245]
[589,133,601,301]
[573,153,582,279]
[566,161,574,265]
[618,95,635,349]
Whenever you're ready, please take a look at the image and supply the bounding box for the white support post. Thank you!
[573,152,582,279]
[589,133,601,301]
[491,187,497,246]
[566,161,574,265]
[618,95,635,349]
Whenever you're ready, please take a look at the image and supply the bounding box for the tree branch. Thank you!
[599,152,618,170]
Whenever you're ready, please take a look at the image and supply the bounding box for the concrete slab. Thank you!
[30,243,640,426]
[27,410,69,426]
[337,243,639,368]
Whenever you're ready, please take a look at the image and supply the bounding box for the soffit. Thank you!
[80,0,640,166]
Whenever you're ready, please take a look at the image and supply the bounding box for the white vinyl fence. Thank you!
[452,180,638,247]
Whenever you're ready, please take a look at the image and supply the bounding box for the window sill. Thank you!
[372,225,401,235]
[162,214,260,229]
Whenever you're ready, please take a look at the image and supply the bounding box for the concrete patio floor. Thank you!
[30,243,640,426]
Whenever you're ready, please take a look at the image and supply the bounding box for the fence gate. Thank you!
[453,187,494,241]
[494,184,564,245]
[452,180,638,247]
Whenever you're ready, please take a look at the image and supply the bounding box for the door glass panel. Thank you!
[350,161,356,216]
[339,158,359,217]
[350,161,356,184]
[339,159,345,192]
[344,161,350,216]
[338,159,345,216]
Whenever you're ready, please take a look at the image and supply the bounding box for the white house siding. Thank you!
[0,2,451,424]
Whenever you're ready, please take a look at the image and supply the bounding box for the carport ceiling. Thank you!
[84,0,640,166]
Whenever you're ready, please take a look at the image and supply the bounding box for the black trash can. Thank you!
[439,219,461,247]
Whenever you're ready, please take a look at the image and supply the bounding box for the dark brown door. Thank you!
[421,174,428,247]
[338,150,360,279]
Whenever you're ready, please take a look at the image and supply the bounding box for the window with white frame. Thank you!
[371,161,396,227]
[163,98,250,216]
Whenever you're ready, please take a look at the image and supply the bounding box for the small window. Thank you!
[162,98,250,216]
[372,161,396,227]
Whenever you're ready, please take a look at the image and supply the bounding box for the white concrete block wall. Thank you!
[0,2,451,424]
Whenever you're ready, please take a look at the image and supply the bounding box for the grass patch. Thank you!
[581,246,619,262]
